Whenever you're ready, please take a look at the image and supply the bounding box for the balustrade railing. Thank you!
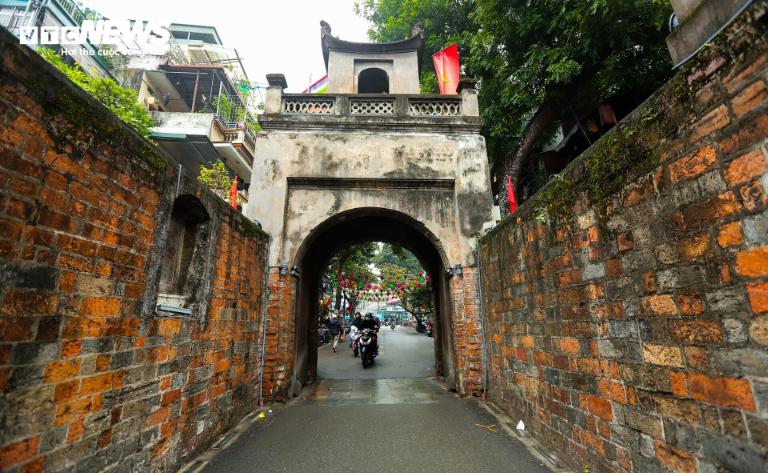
[282,97,336,115]
[278,95,465,119]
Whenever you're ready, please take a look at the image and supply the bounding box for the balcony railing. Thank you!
[56,0,87,26]
[279,94,464,119]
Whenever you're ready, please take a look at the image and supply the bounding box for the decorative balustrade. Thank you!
[282,97,336,115]
[350,98,395,115]
[277,95,466,119]
[408,98,462,117]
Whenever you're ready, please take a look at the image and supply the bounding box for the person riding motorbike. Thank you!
[359,313,379,356]
[349,312,362,348]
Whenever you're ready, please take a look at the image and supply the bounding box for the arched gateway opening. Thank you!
[291,208,456,391]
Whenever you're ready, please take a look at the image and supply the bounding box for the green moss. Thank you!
[533,174,575,223]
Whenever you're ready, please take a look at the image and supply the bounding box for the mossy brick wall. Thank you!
[0,29,270,472]
[480,3,768,473]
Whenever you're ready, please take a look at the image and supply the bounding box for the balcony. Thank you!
[148,111,254,189]
[260,75,482,133]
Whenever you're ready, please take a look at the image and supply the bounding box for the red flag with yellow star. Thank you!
[432,44,460,95]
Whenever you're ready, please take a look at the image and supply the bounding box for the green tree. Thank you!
[197,161,232,196]
[357,0,673,213]
[37,48,155,137]
[374,244,433,319]
[323,243,379,314]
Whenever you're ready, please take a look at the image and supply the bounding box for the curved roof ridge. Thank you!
[320,20,425,70]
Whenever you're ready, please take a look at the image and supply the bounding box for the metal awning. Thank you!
[149,133,220,175]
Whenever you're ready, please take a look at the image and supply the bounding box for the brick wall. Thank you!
[261,268,296,401]
[480,3,768,472]
[0,30,270,472]
[450,267,484,396]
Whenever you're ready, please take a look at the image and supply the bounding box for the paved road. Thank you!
[318,325,435,379]
[201,327,550,473]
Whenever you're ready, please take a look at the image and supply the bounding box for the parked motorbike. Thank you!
[318,327,331,346]
[425,322,433,338]
[359,328,378,368]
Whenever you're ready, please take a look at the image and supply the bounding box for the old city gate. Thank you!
[245,23,495,399]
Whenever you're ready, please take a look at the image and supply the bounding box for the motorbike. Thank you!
[359,328,378,368]
[425,322,433,338]
[317,327,331,346]
[390,322,395,331]
[351,330,361,357]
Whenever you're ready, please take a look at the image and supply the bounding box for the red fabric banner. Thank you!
[432,44,460,95]
[506,176,518,214]
[229,176,238,209]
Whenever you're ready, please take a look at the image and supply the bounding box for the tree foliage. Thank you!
[197,161,232,196]
[321,242,433,317]
[374,244,432,316]
[322,243,379,313]
[356,0,673,198]
[38,47,155,137]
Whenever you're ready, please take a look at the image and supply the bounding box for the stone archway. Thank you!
[290,207,455,394]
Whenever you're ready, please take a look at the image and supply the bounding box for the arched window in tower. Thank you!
[157,194,211,310]
[357,68,390,94]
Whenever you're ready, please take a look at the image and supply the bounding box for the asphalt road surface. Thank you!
[201,326,550,473]
[318,324,436,379]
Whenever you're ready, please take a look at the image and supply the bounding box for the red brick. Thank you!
[655,440,696,473]
[598,380,627,404]
[725,149,767,186]
[80,373,114,395]
[735,246,768,277]
[689,105,729,143]
[641,295,677,316]
[669,319,723,344]
[676,292,705,316]
[54,380,80,402]
[671,371,687,397]
[677,232,711,261]
[732,80,767,118]
[739,178,767,212]
[559,337,580,354]
[20,457,46,473]
[55,399,92,426]
[66,419,84,443]
[146,406,170,427]
[747,282,768,313]
[587,395,613,421]
[61,340,81,357]
[80,297,121,317]
[687,372,755,410]
[717,221,742,248]
[719,113,768,156]
[723,54,768,93]
[0,436,39,469]
[683,192,741,229]
[45,359,80,382]
[668,145,717,183]
[0,290,58,315]
[161,388,181,406]
[643,343,683,367]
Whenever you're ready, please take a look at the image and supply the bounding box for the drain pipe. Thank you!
[476,243,488,399]
[257,238,272,408]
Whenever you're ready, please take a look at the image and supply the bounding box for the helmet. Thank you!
[365,313,373,320]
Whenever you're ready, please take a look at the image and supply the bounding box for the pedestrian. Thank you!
[328,311,342,352]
